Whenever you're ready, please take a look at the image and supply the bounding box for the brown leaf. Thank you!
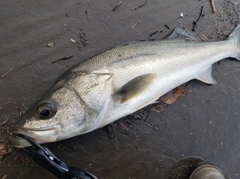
[160,86,185,105]
[0,142,13,156]
[2,174,7,179]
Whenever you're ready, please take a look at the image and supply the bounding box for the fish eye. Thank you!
[36,102,56,119]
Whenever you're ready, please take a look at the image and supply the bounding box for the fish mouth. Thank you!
[9,126,60,148]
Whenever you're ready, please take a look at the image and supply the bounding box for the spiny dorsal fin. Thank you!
[196,66,217,84]
[113,73,156,103]
[168,26,198,41]
[114,40,151,48]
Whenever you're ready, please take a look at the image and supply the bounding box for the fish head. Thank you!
[10,72,113,147]
[10,88,87,147]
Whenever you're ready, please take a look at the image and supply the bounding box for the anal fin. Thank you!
[113,73,156,103]
[196,66,217,84]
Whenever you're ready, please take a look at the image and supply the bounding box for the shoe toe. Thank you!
[189,164,225,179]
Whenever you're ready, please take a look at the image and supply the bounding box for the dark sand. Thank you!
[1,0,240,178]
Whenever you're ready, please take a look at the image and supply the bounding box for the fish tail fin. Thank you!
[227,24,240,61]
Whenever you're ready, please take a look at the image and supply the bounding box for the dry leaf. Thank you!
[150,104,163,113]
[0,142,13,156]
[160,86,185,105]
[47,41,56,47]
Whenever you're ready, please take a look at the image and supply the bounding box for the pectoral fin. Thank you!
[113,73,156,103]
[196,66,216,84]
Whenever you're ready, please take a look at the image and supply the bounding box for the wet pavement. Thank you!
[1,0,240,178]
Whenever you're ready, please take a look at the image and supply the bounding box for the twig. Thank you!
[51,55,73,63]
[184,0,208,17]
[149,31,158,38]
[130,0,147,11]
[112,1,122,11]
[164,24,170,29]
[0,119,9,126]
[192,6,204,31]
[196,6,204,22]
[131,22,139,29]
[119,122,129,131]
[85,11,89,21]
[4,122,13,128]
[210,0,216,13]
[2,68,13,78]
[91,159,98,164]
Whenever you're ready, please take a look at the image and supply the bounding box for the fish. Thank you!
[10,25,240,147]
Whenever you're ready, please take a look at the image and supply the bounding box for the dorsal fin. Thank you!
[167,26,198,41]
[114,40,152,48]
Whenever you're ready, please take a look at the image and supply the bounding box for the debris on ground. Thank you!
[160,86,185,105]
[164,24,170,29]
[47,41,56,47]
[150,104,163,113]
[192,6,204,31]
[180,12,184,18]
[1,119,10,126]
[51,55,73,63]
[210,0,216,13]
[119,122,129,131]
[131,22,139,29]
[148,31,158,39]
[70,38,76,43]
[2,68,13,78]
[130,0,147,11]
[112,1,122,11]
[78,29,87,50]
[0,141,13,157]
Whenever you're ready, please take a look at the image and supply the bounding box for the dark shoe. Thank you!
[189,164,225,179]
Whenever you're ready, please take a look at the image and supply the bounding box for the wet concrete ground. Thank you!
[1,0,240,178]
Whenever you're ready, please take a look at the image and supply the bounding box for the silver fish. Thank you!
[10,25,240,147]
